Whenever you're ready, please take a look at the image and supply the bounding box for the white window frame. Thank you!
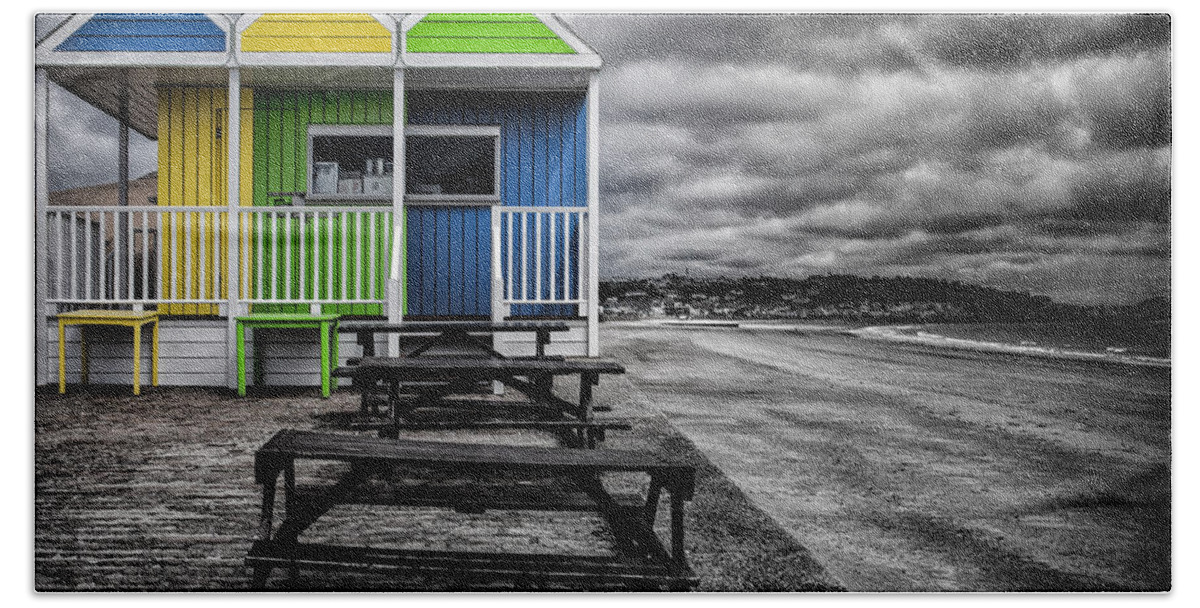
[306,124,394,204]
[404,124,502,205]
[305,123,503,205]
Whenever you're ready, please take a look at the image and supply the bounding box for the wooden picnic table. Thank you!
[245,429,697,590]
[335,355,626,447]
[338,320,570,359]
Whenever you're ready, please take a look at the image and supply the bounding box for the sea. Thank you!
[850,321,1170,367]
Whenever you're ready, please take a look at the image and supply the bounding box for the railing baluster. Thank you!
[355,212,363,301]
[84,211,93,300]
[270,210,280,301]
[550,212,559,301]
[210,210,219,301]
[563,211,573,301]
[198,211,207,302]
[157,211,165,303]
[284,209,293,300]
[128,209,135,300]
[142,211,149,301]
[255,211,264,302]
[184,211,194,303]
[509,212,517,301]
[340,210,348,302]
[579,211,587,304]
[295,212,304,302]
[99,211,107,299]
[367,212,376,299]
[322,212,330,303]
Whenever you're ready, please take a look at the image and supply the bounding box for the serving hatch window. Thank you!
[405,125,502,203]
[308,125,393,201]
[306,124,502,203]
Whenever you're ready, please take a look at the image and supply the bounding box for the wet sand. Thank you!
[602,321,1171,591]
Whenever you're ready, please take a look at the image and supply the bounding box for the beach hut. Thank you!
[35,13,603,389]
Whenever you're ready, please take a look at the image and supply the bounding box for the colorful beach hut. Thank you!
[35,13,603,388]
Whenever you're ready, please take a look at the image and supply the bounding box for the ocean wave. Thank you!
[850,325,1170,368]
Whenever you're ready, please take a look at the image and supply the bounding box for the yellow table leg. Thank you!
[80,325,89,387]
[132,324,142,396]
[151,319,159,387]
[58,320,66,394]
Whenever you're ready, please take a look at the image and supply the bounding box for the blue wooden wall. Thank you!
[406,90,587,318]
[56,14,226,52]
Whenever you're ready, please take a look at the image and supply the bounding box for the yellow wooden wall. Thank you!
[156,87,254,315]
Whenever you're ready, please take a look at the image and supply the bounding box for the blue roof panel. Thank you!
[56,13,226,52]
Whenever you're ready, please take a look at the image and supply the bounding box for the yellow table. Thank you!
[58,310,159,395]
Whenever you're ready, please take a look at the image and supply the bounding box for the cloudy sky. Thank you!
[563,13,1171,305]
[40,12,1171,306]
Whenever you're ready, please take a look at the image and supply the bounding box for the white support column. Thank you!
[491,206,505,392]
[586,72,601,357]
[387,67,406,356]
[35,68,50,385]
[225,67,242,388]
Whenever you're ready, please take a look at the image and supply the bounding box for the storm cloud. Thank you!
[564,13,1171,304]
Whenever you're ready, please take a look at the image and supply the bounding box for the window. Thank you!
[307,125,393,201]
[306,124,502,204]
[405,125,501,203]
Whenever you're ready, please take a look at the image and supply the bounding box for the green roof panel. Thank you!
[407,13,575,54]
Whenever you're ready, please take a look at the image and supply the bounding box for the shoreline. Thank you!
[611,319,1171,369]
[848,324,1170,369]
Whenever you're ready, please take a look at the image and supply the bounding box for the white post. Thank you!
[225,67,242,388]
[586,72,601,356]
[35,68,50,385]
[491,207,505,393]
[387,67,406,357]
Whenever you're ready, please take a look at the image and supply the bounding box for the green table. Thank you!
[236,314,340,398]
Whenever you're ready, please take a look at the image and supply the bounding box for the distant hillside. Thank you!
[600,273,1170,324]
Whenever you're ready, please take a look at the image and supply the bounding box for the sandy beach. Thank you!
[602,320,1170,591]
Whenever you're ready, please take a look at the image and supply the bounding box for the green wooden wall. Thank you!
[251,90,397,316]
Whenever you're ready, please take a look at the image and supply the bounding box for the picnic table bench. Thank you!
[335,356,626,447]
[245,429,698,591]
[339,320,571,359]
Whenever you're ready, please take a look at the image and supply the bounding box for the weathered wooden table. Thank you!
[236,313,340,398]
[57,309,159,395]
[335,355,626,447]
[338,320,571,359]
[245,429,697,590]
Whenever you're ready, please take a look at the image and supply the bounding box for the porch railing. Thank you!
[44,205,591,315]
[237,207,392,306]
[497,207,590,309]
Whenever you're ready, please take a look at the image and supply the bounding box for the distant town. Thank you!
[599,273,1170,325]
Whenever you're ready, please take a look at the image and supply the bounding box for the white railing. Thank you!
[45,205,591,314]
[46,206,226,305]
[237,207,392,305]
[497,207,589,308]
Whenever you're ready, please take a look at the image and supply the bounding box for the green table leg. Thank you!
[319,321,330,398]
[237,321,247,397]
[331,321,339,392]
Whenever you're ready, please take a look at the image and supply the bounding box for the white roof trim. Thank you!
[536,13,601,60]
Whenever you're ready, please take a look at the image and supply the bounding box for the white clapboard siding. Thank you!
[494,322,588,358]
[47,319,226,387]
[45,319,590,389]
[242,329,358,388]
